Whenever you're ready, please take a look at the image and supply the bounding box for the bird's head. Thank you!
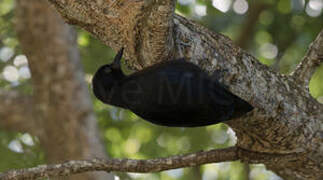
[92,48,125,103]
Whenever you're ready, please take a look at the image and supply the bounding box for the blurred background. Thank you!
[0,0,322,180]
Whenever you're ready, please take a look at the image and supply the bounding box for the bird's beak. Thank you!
[111,47,124,69]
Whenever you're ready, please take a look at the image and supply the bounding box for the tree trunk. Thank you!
[0,0,115,179]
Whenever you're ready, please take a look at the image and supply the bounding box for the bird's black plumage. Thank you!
[92,48,253,127]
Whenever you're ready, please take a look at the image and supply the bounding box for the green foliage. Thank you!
[0,131,44,172]
[310,65,323,98]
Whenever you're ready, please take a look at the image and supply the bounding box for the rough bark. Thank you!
[6,0,115,180]
[44,1,323,179]
[0,90,35,133]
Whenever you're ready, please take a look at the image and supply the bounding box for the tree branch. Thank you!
[0,90,36,134]
[0,147,238,180]
[291,29,323,90]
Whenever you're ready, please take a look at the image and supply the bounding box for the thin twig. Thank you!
[0,147,238,180]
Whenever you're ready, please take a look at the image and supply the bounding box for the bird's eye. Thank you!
[104,67,112,73]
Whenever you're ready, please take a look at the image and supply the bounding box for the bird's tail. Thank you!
[231,96,253,119]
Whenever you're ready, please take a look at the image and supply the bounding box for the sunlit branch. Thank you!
[0,147,238,180]
[291,29,323,90]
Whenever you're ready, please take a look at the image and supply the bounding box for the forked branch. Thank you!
[291,29,323,90]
